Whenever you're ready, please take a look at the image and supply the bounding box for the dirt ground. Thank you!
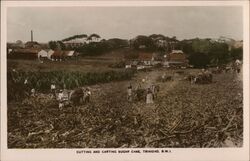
[7,68,243,148]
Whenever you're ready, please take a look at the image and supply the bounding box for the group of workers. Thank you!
[23,79,92,109]
[127,82,159,104]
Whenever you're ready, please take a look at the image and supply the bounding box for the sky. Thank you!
[7,6,243,43]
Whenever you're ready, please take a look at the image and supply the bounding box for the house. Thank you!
[63,50,79,60]
[37,50,48,60]
[47,49,55,60]
[138,53,154,66]
[37,49,55,60]
[51,50,64,61]
[166,50,188,67]
[64,42,84,48]
[9,48,41,59]
[155,39,168,48]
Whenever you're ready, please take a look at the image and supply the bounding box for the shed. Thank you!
[10,48,40,59]
[38,50,48,59]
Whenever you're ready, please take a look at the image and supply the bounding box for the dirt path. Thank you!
[87,69,180,128]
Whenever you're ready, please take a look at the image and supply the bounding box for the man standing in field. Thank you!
[146,88,154,104]
[127,84,133,102]
[23,78,30,96]
[84,88,91,103]
[50,82,56,97]
[235,59,242,73]
[30,88,36,97]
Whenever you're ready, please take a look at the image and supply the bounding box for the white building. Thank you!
[37,50,48,59]
[38,49,54,60]
[47,49,55,60]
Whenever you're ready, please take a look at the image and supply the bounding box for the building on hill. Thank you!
[165,50,188,67]
[132,52,163,66]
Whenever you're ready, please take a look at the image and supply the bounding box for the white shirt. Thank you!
[24,79,28,84]
[51,84,56,90]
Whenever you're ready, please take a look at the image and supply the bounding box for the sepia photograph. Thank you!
[1,1,249,161]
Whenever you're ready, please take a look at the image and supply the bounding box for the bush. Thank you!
[188,52,210,68]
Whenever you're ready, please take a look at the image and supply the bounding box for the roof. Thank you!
[25,41,40,45]
[64,51,75,56]
[170,50,184,54]
[138,53,153,61]
[13,48,41,54]
[167,50,187,63]
[52,50,64,57]
[44,49,53,52]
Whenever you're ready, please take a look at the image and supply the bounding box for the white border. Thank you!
[1,1,249,161]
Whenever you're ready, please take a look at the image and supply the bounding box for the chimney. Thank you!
[31,30,33,42]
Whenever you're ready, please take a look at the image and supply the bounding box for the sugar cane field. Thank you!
[7,59,243,148]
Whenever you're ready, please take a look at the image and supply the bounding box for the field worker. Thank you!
[85,88,91,103]
[50,83,56,97]
[235,59,241,73]
[58,89,69,109]
[235,59,241,66]
[127,84,133,102]
[58,89,64,109]
[162,73,166,81]
[23,78,30,96]
[142,78,146,83]
[24,78,29,89]
[136,83,142,90]
[146,88,154,104]
[151,84,157,99]
[24,79,28,85]
[31,88,36,97]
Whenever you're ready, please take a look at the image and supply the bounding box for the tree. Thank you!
[192,38,211,54]
[132,35,156,51]
[48,41,65,50]
[57,41,66,50]
[230,47,243,61]
[62,34,88,42]
[48,41,57,50]
[208,42,229,65]
[188,52,210,68]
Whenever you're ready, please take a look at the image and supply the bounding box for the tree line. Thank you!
[48,34,243,68]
